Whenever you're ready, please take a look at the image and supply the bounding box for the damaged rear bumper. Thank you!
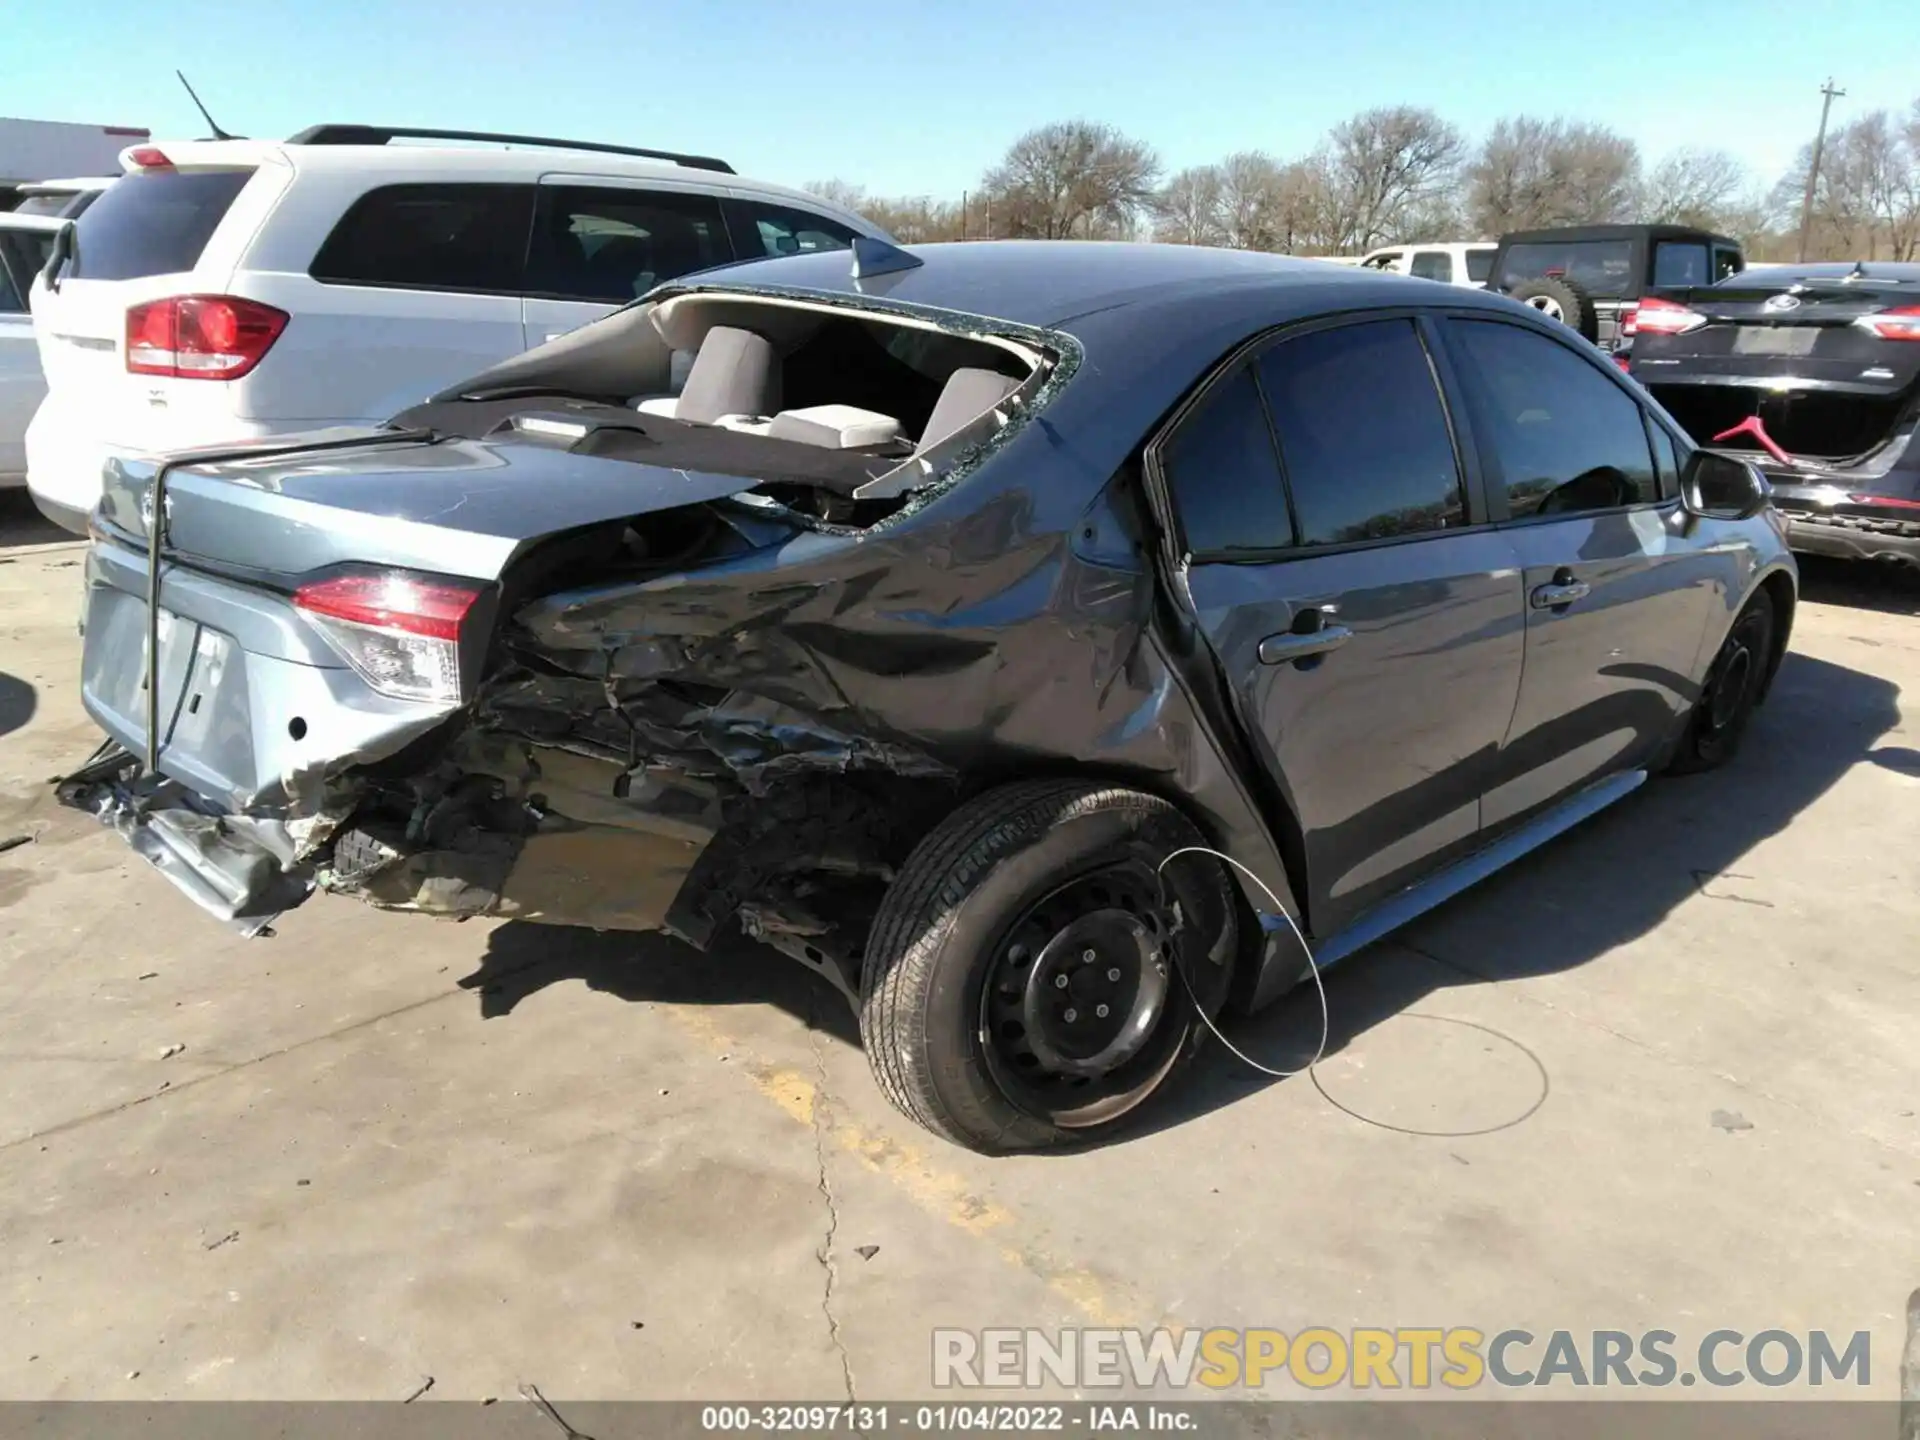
[55,735,726,944]
[56,745,317,936]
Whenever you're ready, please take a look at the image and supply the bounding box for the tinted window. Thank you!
[11,194,75,217]
[1465,249,1494,283]
[1649,418,1684,499]
[1160,365,1294,557]
[1712,246,1743,282]
[527,187,729,302]
[1259,320,1465,546]
[1409,250,1453,282]
[0,231,53,309]
[311,183,535,294]
[69,169,253,281]
[1496,240,1634,298]
[1450,320,1657,517]
[730,200,859,259]
[1653,241,1710,288]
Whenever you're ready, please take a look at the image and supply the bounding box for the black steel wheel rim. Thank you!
[978,865,1188,1126]
[1706,613,1764,733]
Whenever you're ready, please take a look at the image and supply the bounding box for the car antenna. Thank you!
[175,70,243,141]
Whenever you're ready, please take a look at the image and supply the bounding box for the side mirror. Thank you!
[1681,451,1770,521]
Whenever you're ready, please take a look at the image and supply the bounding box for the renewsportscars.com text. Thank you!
[932,1326,1873,1391]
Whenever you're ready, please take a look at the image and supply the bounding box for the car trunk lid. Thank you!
[98,427,781,583]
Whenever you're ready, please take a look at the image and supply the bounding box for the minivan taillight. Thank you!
[1617,302,1640,337]
[125,296,288,379]
[293,573,481,705]
[1856,305,1920,341]
[1632,296,1706,337]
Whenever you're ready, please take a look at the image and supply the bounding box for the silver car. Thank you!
[54,240,1797,1152]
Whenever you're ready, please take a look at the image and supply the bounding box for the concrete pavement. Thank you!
[1,491,1915,1403]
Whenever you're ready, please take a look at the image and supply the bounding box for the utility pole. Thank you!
[1797,78,1846,262]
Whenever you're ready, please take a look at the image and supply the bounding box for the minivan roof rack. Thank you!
[284,125,735,174]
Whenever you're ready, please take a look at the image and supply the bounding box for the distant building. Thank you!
[1,117,148,205]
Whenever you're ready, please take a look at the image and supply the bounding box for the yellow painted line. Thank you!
[663,1004,1152,1326]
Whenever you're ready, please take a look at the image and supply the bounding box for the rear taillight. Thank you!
[293,572,481,705]
[1614,354,1632,372]
[1617,302,1640,337]
[125,296,288,379]
[1848,494,1920,510]
[1855,305,1920,341]
[1632,296,1706,337]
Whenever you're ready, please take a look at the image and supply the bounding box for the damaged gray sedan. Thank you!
[56,239,1796,1151]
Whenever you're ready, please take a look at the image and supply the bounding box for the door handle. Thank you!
[1530,579,1591,610]
[1258,623,1353,665]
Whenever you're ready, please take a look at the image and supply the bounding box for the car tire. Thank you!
[859,779,1239,1153]
[1507,275,1600,344]
[1667,591,1776,775]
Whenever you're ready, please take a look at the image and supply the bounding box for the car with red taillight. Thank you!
[20,128,890,534]
[1627,262,1920,569]
[49,241,1796,1152]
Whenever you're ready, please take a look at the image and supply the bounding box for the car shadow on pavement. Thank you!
[1111,647,1905,1146]
[458,649,1898,1150]
[0,673,34,741]
[1795,554,1920,616]
[461,920,863,1048]
[0,491,74,549]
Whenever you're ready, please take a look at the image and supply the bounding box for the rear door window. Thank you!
[1495,240,1634,298]
[725,199,860,259]
[1409,250,1454,282]
[1257,319,1466,545]
[68,169,254,281]
[1465,249,1494,284]
[1448,319,1658,517]
[310,183,537,295]
[1159,364,1295,557]
[1653,241,1710,288]
[527,186,730,302]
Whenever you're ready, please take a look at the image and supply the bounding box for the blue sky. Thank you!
[7,0,1917,199]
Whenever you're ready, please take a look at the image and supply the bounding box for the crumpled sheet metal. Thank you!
[492,415,1300,931]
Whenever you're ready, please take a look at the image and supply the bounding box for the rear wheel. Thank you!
[859,780,1239,1152]
[1668,592,1776,774]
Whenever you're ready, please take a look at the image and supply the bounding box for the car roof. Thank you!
[682,240,1520,340]
[123,139,876,235]
[1497,224,1740,248]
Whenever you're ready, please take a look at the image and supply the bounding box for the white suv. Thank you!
[23,126,887,532]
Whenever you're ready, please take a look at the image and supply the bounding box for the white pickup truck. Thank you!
[1356,241,1497,288]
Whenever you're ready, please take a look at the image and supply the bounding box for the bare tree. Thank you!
[1850,110,1920,260]
[981,121,1161,240]
[1643,149,1749,229]
[1773,124,1877,258]
[801,179,871,215]
[1153,165,1225,245]
[1467,116,1641,232]
[1321,106,1464,250]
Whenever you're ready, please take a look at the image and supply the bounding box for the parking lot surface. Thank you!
[0,494,1915,1401]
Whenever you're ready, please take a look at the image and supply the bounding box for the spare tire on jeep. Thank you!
[1506,275,1600,344]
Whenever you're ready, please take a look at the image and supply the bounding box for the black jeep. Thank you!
[1489,224,1746,350]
